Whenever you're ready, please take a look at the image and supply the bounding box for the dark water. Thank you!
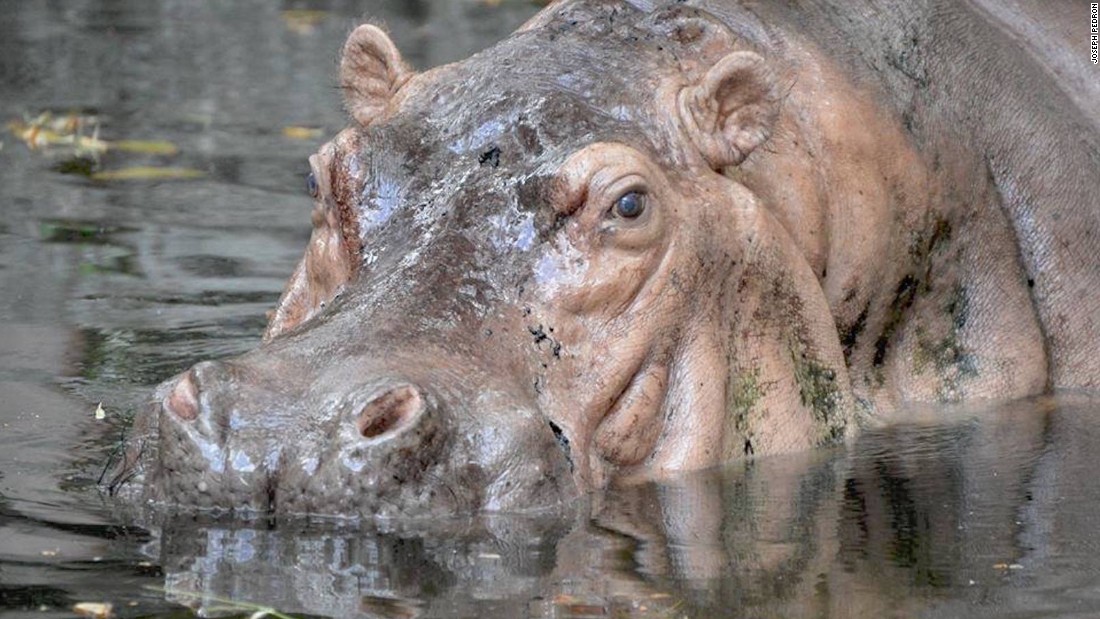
[3,1,1100,618]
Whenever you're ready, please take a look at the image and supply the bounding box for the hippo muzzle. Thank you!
[114,333,578,518]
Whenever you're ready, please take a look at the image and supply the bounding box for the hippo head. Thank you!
[111,1,853,519]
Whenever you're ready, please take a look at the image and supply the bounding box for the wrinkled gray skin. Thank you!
[110,0,1100,518]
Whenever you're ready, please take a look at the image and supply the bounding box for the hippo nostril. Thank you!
[357,384,424,439]
[164,370,200,422]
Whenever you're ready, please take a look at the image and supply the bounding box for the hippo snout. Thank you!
[114,354,577,518]
[119,360,454,516]
[161,362,428,446]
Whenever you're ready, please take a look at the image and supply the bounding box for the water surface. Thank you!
[2,2,1100,618]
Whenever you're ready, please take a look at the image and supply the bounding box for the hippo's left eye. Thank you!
[613,191,646,219]
[306,172,320,199]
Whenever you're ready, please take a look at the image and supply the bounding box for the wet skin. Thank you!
[111,0,1100,518]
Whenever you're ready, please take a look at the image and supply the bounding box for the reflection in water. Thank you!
[130,396,1100,619]
[3,1,1100,618]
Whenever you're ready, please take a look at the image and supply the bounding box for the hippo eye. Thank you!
[613,191,646,219]
[306,172,319,199]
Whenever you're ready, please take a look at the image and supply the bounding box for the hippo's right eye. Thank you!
[306,172,319,199]
[613,191,647,219]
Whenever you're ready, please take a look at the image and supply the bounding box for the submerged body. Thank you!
[112,0,1100,518]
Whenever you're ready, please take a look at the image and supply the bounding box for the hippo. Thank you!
[110,0,1100,518]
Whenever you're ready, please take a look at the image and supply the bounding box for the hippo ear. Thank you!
[679,51,778,168]
[340,24,412,126]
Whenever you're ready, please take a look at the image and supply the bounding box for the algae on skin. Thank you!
[730,368,763,435]
[912,284,977,401]
[789,345,846,444]
[727,367,766,456]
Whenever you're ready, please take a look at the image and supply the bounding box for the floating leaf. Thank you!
[993,562,1024,570]
[8,120,108,154]
[282,126,323,140]
[9,112,177,157]
[73,602,113,619]
[72,135,109,157]
[41,111,100,133]
[9,119,54,150]
[281,9,327,33]
[110,139,179,155]
[91,166,204,182]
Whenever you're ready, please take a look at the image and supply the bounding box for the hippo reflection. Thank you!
[111,0,1100,518]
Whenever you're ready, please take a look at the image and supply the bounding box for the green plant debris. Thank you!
[38,219,135,244]
[110,139,179,155]
[54,156,98,176]
[39,220,107,243]
[91,166,204,182]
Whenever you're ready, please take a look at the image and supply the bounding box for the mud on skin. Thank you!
[109,0,1100,518]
